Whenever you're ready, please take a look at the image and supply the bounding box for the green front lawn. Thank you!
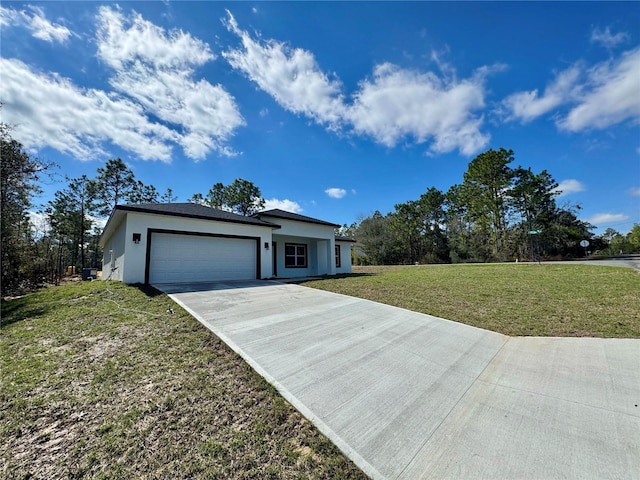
[1,282,367,479]
[301,264,640,338]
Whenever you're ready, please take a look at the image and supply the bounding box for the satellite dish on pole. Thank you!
[580,240,589,247]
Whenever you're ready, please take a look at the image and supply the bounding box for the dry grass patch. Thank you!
[302,264,639,337]
[1,282,367,479]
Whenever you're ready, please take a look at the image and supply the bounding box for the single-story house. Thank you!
[99,203,355,284]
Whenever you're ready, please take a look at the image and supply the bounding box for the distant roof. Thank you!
[112,203,278,228]
[335,235,357,243]
[255,209,341,228]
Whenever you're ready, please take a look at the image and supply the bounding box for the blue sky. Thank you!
[1,2,639,233]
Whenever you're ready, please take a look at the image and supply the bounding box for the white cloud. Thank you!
[501,66,581,123]
[591,26,630,49]
[97,6,244,159]
[1,57,176,161]
[261,198,303,213]
[503,47,640,132]
[0,6,18,26]
[325,188,347,199]
[1,7,245,162]
[223,11,492,156]
[629,187,640,197]
[223,11,344,127]
[0,5,72,43]
[558,48,640,132]
[347,63,490,155]
[551,179,586,197]
[586,213,629,226]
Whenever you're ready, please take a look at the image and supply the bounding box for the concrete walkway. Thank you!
[158,281,640,480]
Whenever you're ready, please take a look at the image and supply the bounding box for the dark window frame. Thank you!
[335,244,341,268]
[285,242,308,268]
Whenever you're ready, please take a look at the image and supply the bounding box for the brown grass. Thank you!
[1,282,368,479]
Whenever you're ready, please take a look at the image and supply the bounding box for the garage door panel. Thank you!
[149,233,257,283]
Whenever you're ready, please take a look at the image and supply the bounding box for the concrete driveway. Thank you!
[158,281,640,480]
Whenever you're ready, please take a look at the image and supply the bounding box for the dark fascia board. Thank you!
[335,235,357,243]
[256,209,341,228]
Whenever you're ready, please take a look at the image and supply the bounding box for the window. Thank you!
[285,243,307,268]
[335,245,341,268]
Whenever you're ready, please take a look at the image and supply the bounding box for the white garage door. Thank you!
[149,233,257,283]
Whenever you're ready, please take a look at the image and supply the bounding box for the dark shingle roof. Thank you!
[335,235,357,242]
[115,203,279,228]
[255,209,340,228]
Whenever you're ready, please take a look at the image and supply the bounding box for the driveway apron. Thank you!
[158,281,640,480]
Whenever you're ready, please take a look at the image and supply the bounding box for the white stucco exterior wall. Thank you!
[260,217,331,239]
[273,234,328,277]
[262,216,337,277]
[102,217,126,281]
[335,241,354,274]
[101,208,351,283]
[103,212,275,284]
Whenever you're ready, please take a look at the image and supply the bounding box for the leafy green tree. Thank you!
[225,178,265,216]
[46,176,96,272]
[188,193,205,204]
[390,200,423,263]
[601,228,620,255]
[205,182,227,209]
[160,188,178,203]
[355,211,399,265]
[544,205,594,257]
[511,168,558,228]
[609,233,632,255]
[86,226,104,270]
[127,180,159,204]
[627,224,640,253]
[444,185,472,262]
[94,158,136,216]
[510,167,559,260]
[336,222,358,239]
[71,175,98,269]
[1,123,52,294]
[460,148,516,260]
[191,179,265,216]
[386,187,449,264]
[416,187,449,263]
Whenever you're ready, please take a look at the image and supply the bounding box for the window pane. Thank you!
[296,256,305,266]
[286,245,295,255]
[297,246,305,256]
[285,256,295,266]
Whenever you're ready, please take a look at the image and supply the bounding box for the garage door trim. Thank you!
[144,228,261,284]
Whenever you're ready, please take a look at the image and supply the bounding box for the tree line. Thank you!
[2,137,176,295]
[341,148,640,265]
[1,124,268,295]
[2,125,638,296]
